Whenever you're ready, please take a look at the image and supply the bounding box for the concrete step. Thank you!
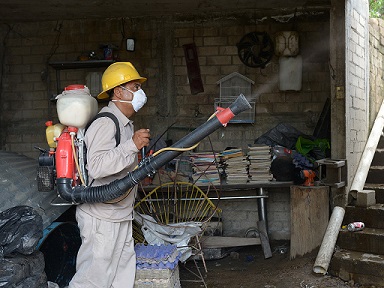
[371,148,384,166]
[329,249,384,286]
[343,205,384,229]
[366,166,384,184]
[363,184,384,204]
[336,227,384,255]
[377,135,384,149]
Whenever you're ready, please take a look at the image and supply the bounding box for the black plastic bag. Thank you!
[270,156,296,181]
[0,206,43,258]
[0,251,47,288]
[254,123,311,150]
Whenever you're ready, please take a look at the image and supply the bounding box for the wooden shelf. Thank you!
[48,60,115,96]
[49,60,114,70]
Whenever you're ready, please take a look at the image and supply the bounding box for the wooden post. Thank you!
[290,185,329,259]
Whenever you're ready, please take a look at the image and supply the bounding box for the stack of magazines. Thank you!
[221,148,249,184]
[247,144,273,182]
[189,151,221,186]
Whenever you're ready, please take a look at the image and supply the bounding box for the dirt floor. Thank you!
[179,241,360,288]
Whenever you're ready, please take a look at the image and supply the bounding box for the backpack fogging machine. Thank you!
[37,85,251,205]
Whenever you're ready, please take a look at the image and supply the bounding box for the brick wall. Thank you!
[369,18,384,130]
[170,15,331,152]
[0,11,330,240]
[0,12,331,158]
[344,0,370,194]
[0,5,381,241]
[218,188,290,240]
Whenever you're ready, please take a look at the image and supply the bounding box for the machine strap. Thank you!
[85,112,120,146]
[84,112,121,187]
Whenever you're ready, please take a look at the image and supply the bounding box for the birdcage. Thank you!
[215,72,255,123]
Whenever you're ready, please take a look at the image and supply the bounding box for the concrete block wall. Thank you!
[0,11,331,158]
[344,0,370,193]
[369,18,384,130]
[0,19,157,158]
[0,5,381,241]
[169,15,331,152]
[0,11,330,240]
[218,188,290,240]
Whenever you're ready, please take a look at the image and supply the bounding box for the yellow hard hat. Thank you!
[97,62,147,100]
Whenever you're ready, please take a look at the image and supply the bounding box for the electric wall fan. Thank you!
[237,31,274,68]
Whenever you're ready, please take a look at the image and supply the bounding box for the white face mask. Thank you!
[112,87,147,112]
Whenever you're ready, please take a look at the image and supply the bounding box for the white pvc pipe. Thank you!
[313,206,345,275]
[350,99,384,193]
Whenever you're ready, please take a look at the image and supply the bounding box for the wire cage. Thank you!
[216,72,255,123]
[214,96,255,123]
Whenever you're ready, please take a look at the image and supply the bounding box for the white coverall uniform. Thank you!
[69,101,139,288]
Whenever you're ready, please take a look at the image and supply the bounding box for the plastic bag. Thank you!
[272,145,292,159]
[254,123,308,149]
[0,251,47,288]
[295,136,330,160]
[270,156,297,181]
[0,206,43,258]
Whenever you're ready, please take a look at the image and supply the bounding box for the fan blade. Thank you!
[237,41,253,50]
[252,55,263,66]
[259,50,272,59]
[249,32,261,44]
[237,31,274,68]
[243,51,255,65]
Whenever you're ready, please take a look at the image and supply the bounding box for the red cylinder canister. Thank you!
[55,130,75,180]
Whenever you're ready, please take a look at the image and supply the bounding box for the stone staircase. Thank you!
[365,135,384,203]
[329,136,384,287]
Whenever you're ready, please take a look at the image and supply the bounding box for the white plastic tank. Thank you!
[279,56,302,91]
[56,85,98,128]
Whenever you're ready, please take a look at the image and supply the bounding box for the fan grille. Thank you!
[237,32,274,68]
